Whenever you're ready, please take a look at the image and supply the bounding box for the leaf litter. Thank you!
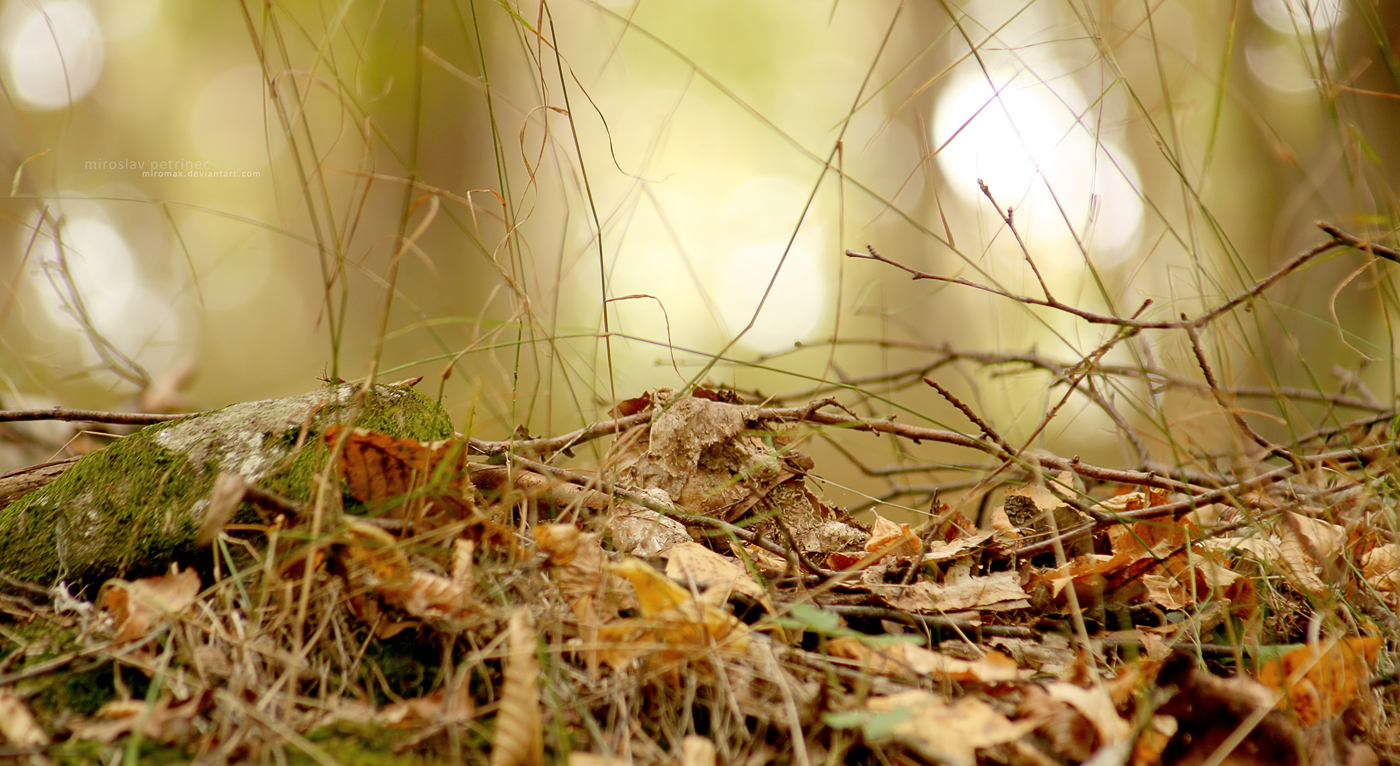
[0,386,1397,765]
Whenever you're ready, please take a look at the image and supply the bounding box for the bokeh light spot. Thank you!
[932,67,1144,260]
[1,0,105,111]
[190,65,281,169]
[1252,0,1344,34]
[717,240,825,354]
[29,213,137,328]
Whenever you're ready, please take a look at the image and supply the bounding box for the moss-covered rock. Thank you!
[0,382,454,588]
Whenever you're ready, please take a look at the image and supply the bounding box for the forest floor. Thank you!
[0,362,1399,766]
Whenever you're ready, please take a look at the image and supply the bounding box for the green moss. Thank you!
[297,723,481,766]
[34,663,150,718]
[0,422,208,586]
[0,383,454,589]
[360,629,444,704]
[50,738,190,766]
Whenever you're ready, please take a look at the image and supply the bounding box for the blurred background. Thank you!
[1,0,1397,512]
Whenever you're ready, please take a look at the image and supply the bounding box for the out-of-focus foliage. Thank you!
[1,0,1398,508]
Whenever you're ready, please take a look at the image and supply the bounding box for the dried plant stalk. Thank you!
[490,610,544,766]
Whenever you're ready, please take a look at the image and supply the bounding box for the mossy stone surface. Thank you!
[0,383,453,588]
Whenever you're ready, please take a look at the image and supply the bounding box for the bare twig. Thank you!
[923,377,1005,448]
[0,408,190,425]
[757,340,1391,414]
[485,450,835,579]
[847,232,1344,331]
[1184,322,1299,463]
[979,179,1053,303]
[1317,221,1400,263]
[751,402,1202,494]
[468,409,654,457]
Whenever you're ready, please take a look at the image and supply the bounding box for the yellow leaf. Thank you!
[1256,636,1381,725]
[608,557,695,617]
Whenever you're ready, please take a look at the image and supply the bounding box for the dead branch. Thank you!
[750,402,1203,494]
[0,408,189,425]
[845,221,1379,332]
[468,409,654,457]
[759,340,1391,414]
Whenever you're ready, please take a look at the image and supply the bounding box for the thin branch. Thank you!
[486,450,835,579]
[1316,221,1400,263]
[1184,322,1299,463]
[468,409,655,456]
[0,408,190,425]
[751,403,1202,494]
[979,179,1053,303]
[847,229,1345,331]
[756,340,1392,414]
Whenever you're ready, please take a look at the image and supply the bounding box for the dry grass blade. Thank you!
[490,610,544,766]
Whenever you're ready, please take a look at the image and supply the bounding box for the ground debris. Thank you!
[0,387,1398,766]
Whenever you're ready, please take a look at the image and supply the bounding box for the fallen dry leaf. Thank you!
[490,610,543,766]
[535,523,614,623]
[0,692,50,748]
[1256,636,1381,726]
[1157,657,1306,766]
[1361,544,1400,592]
[1202,512,1344,599]
[69,695,204,744]
[1043,681,1131,746]
[609,507,691,557]
[324,425,471,504]
[334,520,480,632]
[598,558,751,669]
[1017,684,1098,763]
[826,637,1026,682]
[681,734,717,766]
[97,565,200,642]
[884,569,1028,613]
[663,541,767,603]
[568,755,630,766]
[864,512,922,560]
[865,690,1039,766]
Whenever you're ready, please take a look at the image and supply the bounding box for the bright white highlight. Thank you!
[716,239,825,354]
[932,68,1144,259]
[710,176,828,354]
[23,206,188,382]
[2,0,105,111]
[1245,41,1320,94]
[190,66,280,168]
[1252,0,1344,34]
[32,214,137,328]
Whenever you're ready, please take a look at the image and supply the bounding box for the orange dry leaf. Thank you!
[97,565,200,642]
[864,512,922,560]
[1256,636,1381,725]
[600,558,750,669]
[826,637,1025,682]
[324,425,471,519]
